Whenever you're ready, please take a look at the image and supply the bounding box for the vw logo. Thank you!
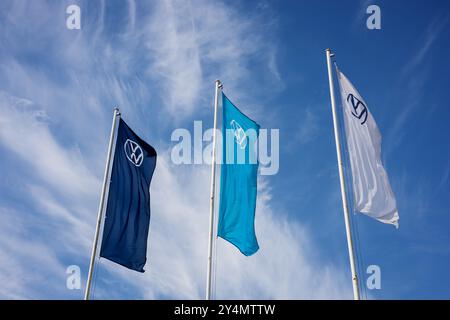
[230,120,247,149]
[124,139,144,167]
[347,93,368,125]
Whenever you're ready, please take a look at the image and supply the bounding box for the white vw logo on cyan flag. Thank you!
[124,139,144,167]
[230,120,247,149]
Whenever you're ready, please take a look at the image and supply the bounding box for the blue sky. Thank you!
[0,0,449,299]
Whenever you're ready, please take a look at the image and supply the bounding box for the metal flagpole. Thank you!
[84,107,121,300]
[206,80,222,300]
[325,49,361,300]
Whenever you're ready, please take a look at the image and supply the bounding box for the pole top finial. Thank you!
[114,106,121,116]
[326,48,335,57]
[215,79,223,89]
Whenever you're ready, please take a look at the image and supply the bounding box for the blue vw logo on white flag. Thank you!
[337,68,399,228]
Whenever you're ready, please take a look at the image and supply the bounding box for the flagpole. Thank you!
[206,79,222,300]
[84,107,121,300]
[325,49,360,300]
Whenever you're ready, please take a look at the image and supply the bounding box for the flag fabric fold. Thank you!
[218,93,260,256]
[337,68,399,228]
[100,118,157,272]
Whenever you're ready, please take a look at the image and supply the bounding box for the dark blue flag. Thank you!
[100,118,157,272]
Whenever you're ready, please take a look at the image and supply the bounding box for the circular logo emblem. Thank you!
[230,120,247,149]
[124,139,144,167]
[347,93,368,125]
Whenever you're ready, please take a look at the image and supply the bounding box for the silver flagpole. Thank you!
[325,49,360,300]
[206,79,222,300]
[84,107,121,300]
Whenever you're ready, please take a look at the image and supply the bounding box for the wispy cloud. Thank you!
[0,92,99,198]
[352,0,374,30]
[385,16,449,155]
[294,108,320,146]
[142,0,282,120]
[0,206,73,299]
[400,16,449,77]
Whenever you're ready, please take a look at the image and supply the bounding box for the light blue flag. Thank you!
[218,93,260,256]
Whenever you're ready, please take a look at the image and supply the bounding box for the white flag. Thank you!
[337,68,399,228]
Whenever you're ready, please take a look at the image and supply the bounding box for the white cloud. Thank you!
[0,206,69,299]
[142,0,282,120]
[0,92,99,198]
[127,0,136,34]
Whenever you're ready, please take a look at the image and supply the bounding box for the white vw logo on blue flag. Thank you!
[124,139,144,167]
[230,120,247,149]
